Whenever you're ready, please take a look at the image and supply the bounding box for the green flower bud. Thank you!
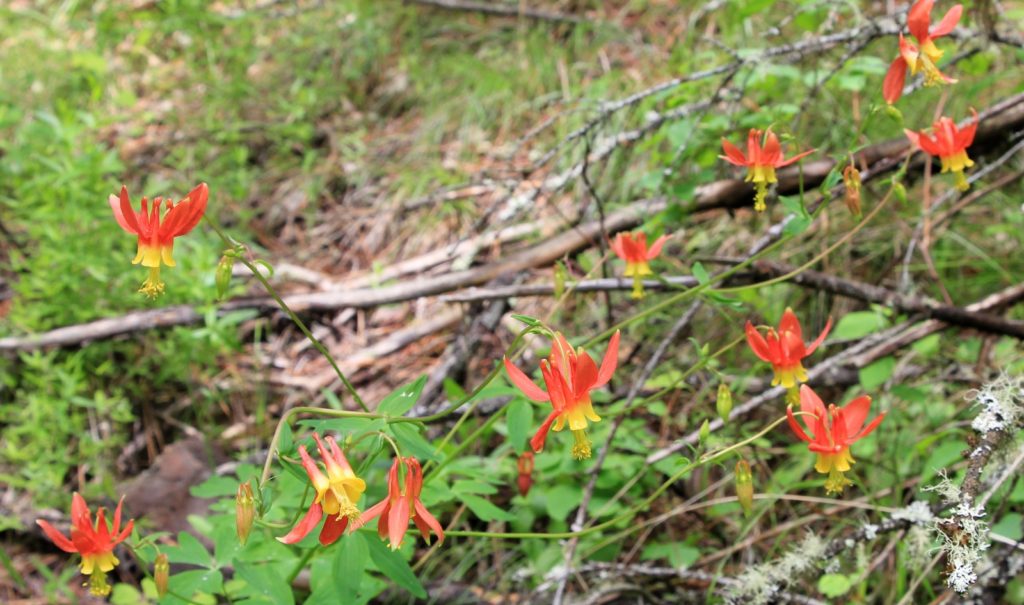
[154,553,170,597]
[215,255,233,300]
[716,383,733,421]
[735,459,754,517]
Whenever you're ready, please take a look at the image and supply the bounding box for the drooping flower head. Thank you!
[504,331,620,460]
[354,457,444,550]
[720,129,815,212]
[745,308,831,389]
[905,109,978,191]
[36,493,135,596]
[516,451,535,497]
[786,385,885,495]
[882,0,962,103]
[278,432,366,546]
[109,182,209,298]
[610,231,669,299]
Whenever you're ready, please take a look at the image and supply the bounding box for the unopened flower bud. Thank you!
[735,459,754,517]
[553,261,567,300]
[215,255,233,300]
[892,181,907,204]
[236,481,255,545]
[154,553,170,597]
[716,383,733,421]
[516,451,535,497]
[884,104,904,123]
[842,163,862,218]
[699,419,711,444]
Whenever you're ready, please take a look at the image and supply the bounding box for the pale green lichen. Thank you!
[725,533,826,605]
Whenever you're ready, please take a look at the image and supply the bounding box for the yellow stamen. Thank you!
[631,274,644,299]
[571,429,592,460]
[785,385,801,407]
[139,266,165,298]
[952,170,969,192]
[917,55,947,87]
[753,182,768,212]
[87,570,112,597]
[321,475,365,521]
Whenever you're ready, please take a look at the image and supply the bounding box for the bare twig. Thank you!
[407,0,588,25]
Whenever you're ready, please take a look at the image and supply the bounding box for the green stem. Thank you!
[204,216,368,413]
[286,546,317,584]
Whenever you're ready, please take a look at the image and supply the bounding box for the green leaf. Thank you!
[735,0,776,18]
[507,399,533,454]
[390,422,439,461]
[278,422,293,456]
[168,569,223,600]
[832,311,887,340]
[993,513,1024,542]
[545,484,582,520]
[165,532,216,569]
[235,562,294,605]
[334,532,370,595]
[365,535,427,598]
[377,376,427,417]
[858,356,895,390]
[818,573,852,598]
[640,542,700,568]
[461,493,516,522]
[691,261,710,285]
[442,378,467,402]
[190,475,240,499]
[510,314,542,327]
[452,479,498,495]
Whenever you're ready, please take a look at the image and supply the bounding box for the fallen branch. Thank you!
[408,0,587,25]
[443,261,1024,339]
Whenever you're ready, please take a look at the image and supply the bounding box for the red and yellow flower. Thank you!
[354,457,444,550]
[278,432,366,546]
[745,308,831,389]
[610,231,669,299]
[36,493,135,596]
[786,385,886,495]
[882,0,962,104]
[109,182,209,298]
[720,128,814,212]
[905,109,978,191]
[504,331,620,460]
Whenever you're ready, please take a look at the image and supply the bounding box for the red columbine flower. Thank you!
[109,182,209,298]
[504,331,620,460]
[720,128,814,212]
[786,385,885,495]
[745,308,831,389]
[905,109,978,192]
[610,231,669,299]
[882,0,962,103]
[36,493,134,597]
[355,457,444,550]
[278,432,366,546]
